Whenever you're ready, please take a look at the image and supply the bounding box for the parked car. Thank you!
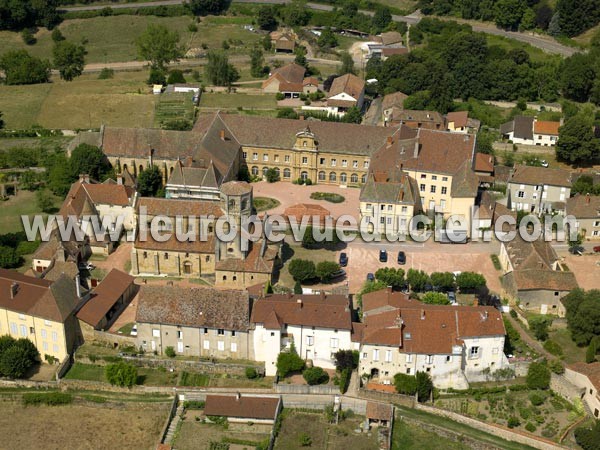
[339,252,348,267]
[447,291,456,303]
[330,269,346,279]
[367,273,375,282]
[78,262,95,271]
[593,246,600,253]
[540,159,549,168]
[568,245,584,256]
[397,251,406,265]
[379,249,388,262]
[130,325,137,337]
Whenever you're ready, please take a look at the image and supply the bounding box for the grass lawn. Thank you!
[253,196,281,212]
[0,190,61,234]
[391,418,470,450]
[371,0,418,13]
[117,322,134,335]
[208,374,275,388]
[200,92,277,109]
[154,92,196,128]
[64,363,106,381]
[486,34,560,64]
[548,328,587,365]
[278,241,339,288]
[0,136,73,151]
[64,363,179,386]
[0,84,53,129]
[178,371,210,387]
[274,410,377,450]
[0,398,168,450]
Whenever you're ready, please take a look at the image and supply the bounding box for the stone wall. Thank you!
[551,373,584,403]
[83,329,137,348]
[274,383,340,395]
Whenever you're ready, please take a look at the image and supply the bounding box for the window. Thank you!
[274,154,280,162]
[231,342,237,352]
[285,155,290,162]
[29,327,34,334]
[252,153,258,161]
[340,173,347,183]
[373,349,380,361]
[362,174,367,183]
[430,186,436,193]
[385,350,392,362]
[331,159,337,167]
[364,161,369,168]
[43,342,48,351]
[366,203,372,211]
[442,177,448,181]
[380,217,385,224]
[302,157,308,165]
[420,184,425,192]
[10,322,17,335]
[329,172,336,182]
[406,368,411,374]
[203,340,210,350]
[231,330,236,337]
[441,187,447,195]
[330,338,338,348]
[426,355,433,364]
[320,157,325,164]
[164,253,169,260]
[263,154,268,162]
[401,206,408,213]
[41,329,47,339]
[44,320,50,326]
[517,191,525,198]
[470,346,480,358]
[594,221,600,227]
[204,328,208,334]
[420,174,426,179]
[251,166,259,175]
[406,354,413,363]
[432,175,437,180]
[446,355,452,362]
[307,336,314,346]
[387,217,392,225]
[440,199,446,211]
[319,171,326,181]
[362,352,368,359]
[283,168,291,178]
[177,330,183,340]
[19,325,27,337]
[351,173,358,183]
[217,329,224,335]
[342,159,347,167]
[353,160,358,168]
[243,151,247,159]
[218,341,225,351]
[492,348,499,354]
[53,344,59,353]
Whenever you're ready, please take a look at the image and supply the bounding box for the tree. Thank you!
[164,346,176,358]
[0,246,20,269]
[0,335,16,356]
[375,267,405,289]
[288,259,316,282]
[276,343,305,377]
[0,0,60,31]
[303,366,329,385]
[36,189,55,213]
[318,27,338,50]
[560,53,596,103]
[394,373,418,395]
[265,167,279,183]
[455,272,486,291]
[586,337,599,363]
[528,315,553,341]
[277,108,299,119]
[245,367,258,379]
[556,114,600,165]
[407,269,429,292]
[416,371,433,402]
[333,349,358,371]
[316,261,340,282]
[53,41,85,81]
[147,68,166,85]
[0,344,36,378]
[0,50,50,85]
[429,272,455,291]
[572,175,595,195]
[535,4,553,29]
[294,280,303,294]
[557,0,600,37]
[526,361,551,389]
[339,52,355,75]
[70,143,111,181]
[575,420,600,450]
[167,70,186,84]
[136,24,183,71]
[47,153,75,196]
[421,292,451,305]
[137,165,163,197]
[372,6,392,33]
[105,361,138,387]
[494,0,526,30]
[257,5,278,31]
[250,45,267,78]
[205,50,239,87]
[294,46,308,68]
[342,106,362,124]
[563,289,600,346]
[51,28,64,42]
[186,0,230,16]
[282,0,311,27]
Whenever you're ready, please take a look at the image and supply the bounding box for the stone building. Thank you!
[567,194,600,240]
[507,165,572,214]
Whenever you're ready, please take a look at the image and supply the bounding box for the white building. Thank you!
[564,362,600,419]
[500,116,560,146]
[250,294,356,376]
[356,289,508,389]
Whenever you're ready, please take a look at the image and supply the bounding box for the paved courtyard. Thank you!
[252,180,361,220]
[554,246,600,291]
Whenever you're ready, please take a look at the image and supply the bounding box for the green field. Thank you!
[154,92,196,127]
[0,15,261,65]
[0,71,155,129]
[392,418,470,450]
[548,328,587,365]
[486,34,561,64]
[200,92,277,109]
[0,190,61,234]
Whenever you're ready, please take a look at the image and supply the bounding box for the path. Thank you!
[60,0,577,57]
[505,313,554,360]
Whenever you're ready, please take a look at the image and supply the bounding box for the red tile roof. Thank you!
[327,73,365,101]
[533,120,560,136]
[474,152,494,174]
[204,394,280,420]
[568,362,600,392]
[366,402,393,421]
[446,111,469,128]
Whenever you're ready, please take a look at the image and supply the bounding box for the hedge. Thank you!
[22,392,73,406]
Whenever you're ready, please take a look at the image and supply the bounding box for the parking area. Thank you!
[334,239,503,295]
[555,247,600,291]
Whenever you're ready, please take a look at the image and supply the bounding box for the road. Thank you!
[60,0,577,57]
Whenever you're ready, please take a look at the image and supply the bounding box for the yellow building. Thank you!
[0,269,81,363]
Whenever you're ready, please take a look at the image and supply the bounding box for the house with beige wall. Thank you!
[565,362,600,418]
[135,285,253,359]
[0,269,81,363]
[567,194,600,240]
[507,165,572,214]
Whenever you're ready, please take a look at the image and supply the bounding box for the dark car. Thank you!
[447,291,456,303]
[330,269,346,279]
[379,249,388,262]
[339,252,348,267]
[568,245,584,256]
[397,251,406,265]
[367,273,375,282]
[594,246,600,253]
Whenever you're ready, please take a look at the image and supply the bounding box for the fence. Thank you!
[273,383,340,395]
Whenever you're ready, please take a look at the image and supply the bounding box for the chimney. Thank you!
[235,392,241,401]
[220,129,226,141]
[297,298,303,308]
[387,136,393,147]
[10,282,18,299]
[79,174,90,184]
[117,174,123,185]
[587,194,591,204]
[420,309,425,320]
[75,274,82,299]
[299,115,305,121]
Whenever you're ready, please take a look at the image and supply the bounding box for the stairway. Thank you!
[164,404,185,445]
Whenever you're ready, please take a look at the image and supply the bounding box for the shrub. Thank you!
[509,309,518,319]
[165,346,176,358]
[298,432,312,446]
[338,368,351,394]
[543,340,563,357]
[394,373,417,395]
[490,254,502,270]
[98,68,114,79]
[526,361,551,390]
[528,315,553,341]
[525,422,537,433]
[507,416,520,428]
[0,338,39,378]
[105,362,138,387]
[333,350,358,371]
[315,261,340,282]
[21,29,36,45]
[288,259,316,282]
[276,92,284,100]
[265,167,280,183]
[548,359,565,375]
[188,23,198,32]
[245,367,258,379]
[303,366,329,385]
[416,371,433,402]
[529,391,547,406]
[575,420,600,450]
[455,272,486,291]
[22,392,72,406]
[167,69,186,84]
[276,344,304,377]
[147,68,166,85]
